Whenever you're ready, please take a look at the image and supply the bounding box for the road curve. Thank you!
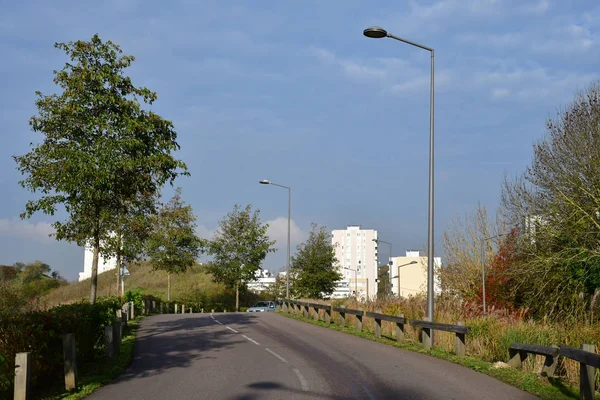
[87,312,537,400]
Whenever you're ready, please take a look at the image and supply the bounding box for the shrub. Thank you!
[0,296,121,396]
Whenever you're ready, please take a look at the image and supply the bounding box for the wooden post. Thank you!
[580,344,596,400]
[105,325,115,359]
[374,309,382,339]
[201,308,204,313]
[283,302,288,313]
[355,309,363,332]
[160,302,164,313]
[303,305,308,319]
[63,334,78,391]
[175,304,178,314]
[541,346,559,378]
[182,304,186,314]
[130,301,135,319]
[14,352,31,400]
[313,306,319,321]
[325,308,331,324]
[455,321,466,357]
[339,309,346,328]
[152,301,156,312]
[114,320,122,355]
[421,317,432,350]
[395,314,405,343]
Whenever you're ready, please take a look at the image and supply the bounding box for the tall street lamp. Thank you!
[364,26,435,325]
[392,261,418,298]
[344,267,358,298]
[260,179,291,299]
[373,238,392,269]
[480,233,507,317]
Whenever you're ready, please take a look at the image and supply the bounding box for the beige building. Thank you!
[331,225,378,300]
[391,250,442,297]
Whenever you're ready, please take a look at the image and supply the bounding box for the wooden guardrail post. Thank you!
[355,309,363,332]
[115,320,122,353]
[302,304,309,319]
[313,305,319,321]
[182,304,186,314]
[374,309,382,339]
[105,325,115,359]
[580,344,596,400]
[175,304,179,314]
[152,300,156,312]
[396,314,405,343]
[421,316,432,350]
[14,352,31,400]
[325,306,331,324]
[282,302,287,313]
[455,322,466,357]
[339,308,346,328]
[63,333,78,391]
[129,301,135,319]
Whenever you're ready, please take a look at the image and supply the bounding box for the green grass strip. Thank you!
[41,317,142,400]
[277,311,597,400]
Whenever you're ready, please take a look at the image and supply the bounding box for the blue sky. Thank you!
[1,0,598,280]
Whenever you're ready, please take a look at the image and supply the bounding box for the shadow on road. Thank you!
[112,314,261,382]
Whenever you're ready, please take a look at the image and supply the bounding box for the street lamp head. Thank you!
[372,238,378,242]
[363,26,388,39]
[259,179,271,185]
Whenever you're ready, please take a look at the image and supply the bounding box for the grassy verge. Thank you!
[40,317,141,400]
[277,311,596,400]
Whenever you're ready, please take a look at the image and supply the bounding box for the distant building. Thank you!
[390,250,442,297]
[78,234,118,282]
[331,225,378,300]
[247,269,277,292]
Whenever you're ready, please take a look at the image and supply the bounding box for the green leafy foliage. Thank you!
[13,34,187,304]
[0,297,121,397]
[146,188,203,275]
[290,223,342,299]
[206,204,276,310]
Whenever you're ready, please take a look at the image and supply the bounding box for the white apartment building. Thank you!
[390,250,442,297]
[247,269,277,293]
[78,243,118,282]
[331,225,378,300]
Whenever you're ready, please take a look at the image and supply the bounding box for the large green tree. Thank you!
[13,35,187,303]
[146,188,203,301]
[501,82,600,317]
[290,223,341,299]
[206,204,276,311]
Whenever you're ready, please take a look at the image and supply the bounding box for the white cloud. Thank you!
[491,88,511,99]
[195,224,215,240]
[0,219,55,243]
[265,218,307,251]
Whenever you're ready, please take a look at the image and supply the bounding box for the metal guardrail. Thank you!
[280,299,469,357]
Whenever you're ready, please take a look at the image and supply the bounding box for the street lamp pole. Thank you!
[393,261,418,298]
[260,180,291,299]
[364,26,435,325]
[481,233,507,317]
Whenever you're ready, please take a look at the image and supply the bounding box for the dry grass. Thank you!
[300,295,600,391]
[40,261,253,310]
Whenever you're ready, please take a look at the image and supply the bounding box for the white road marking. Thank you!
[265,348,287,363]
[214,320,223,325]
[293,368,309,391]
[210,315,214,319]
[242,335,260,345]
[226,326,239,333]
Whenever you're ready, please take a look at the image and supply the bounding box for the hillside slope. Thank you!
[40,262,259,309]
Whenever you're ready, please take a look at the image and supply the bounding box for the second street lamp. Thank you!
[393,261,418,297]
[364,26,435,327]
[260,179,291,299]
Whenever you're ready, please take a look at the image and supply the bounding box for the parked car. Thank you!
[247,301,276,312]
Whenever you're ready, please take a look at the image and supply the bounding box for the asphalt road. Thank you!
[87,312,538,400]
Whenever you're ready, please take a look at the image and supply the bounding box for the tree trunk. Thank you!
[235,281,239,312]
[168,273,171,301]
[116,252,121,297]
[90,234,100,304]
[115,229,122,296]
